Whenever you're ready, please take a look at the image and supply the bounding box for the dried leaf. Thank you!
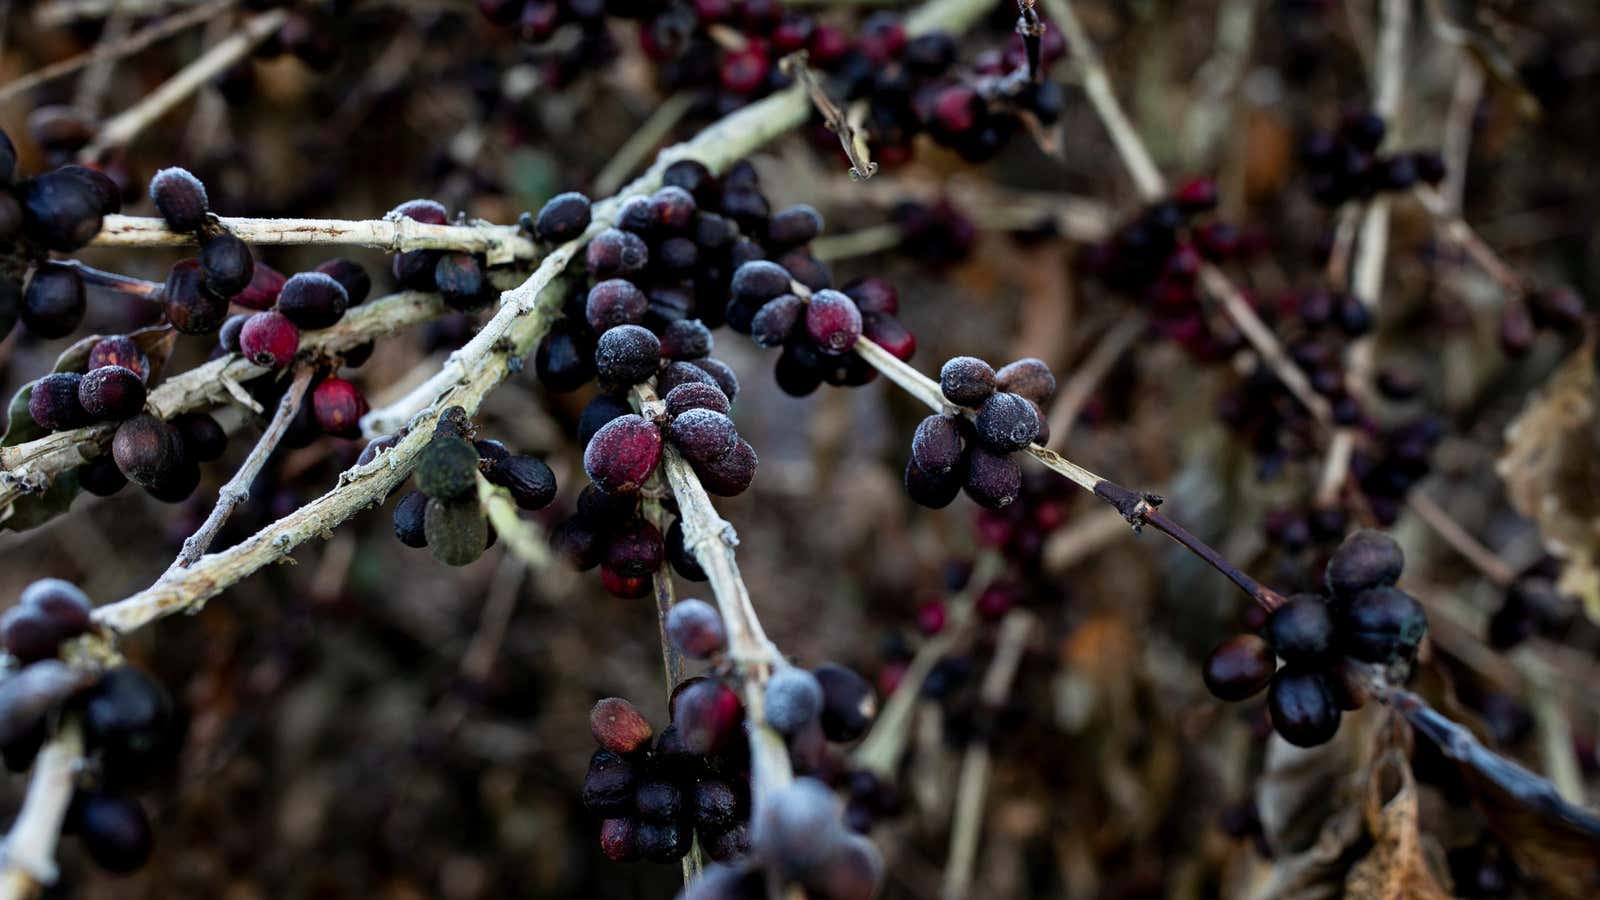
[1397,691,1600,899]
[1496,337,1600,623]
[1344,750,1451,900]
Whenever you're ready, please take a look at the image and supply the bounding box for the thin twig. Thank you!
[92,213,537,265]
[0,721,82,900]
[460,552,528,685]
[169,365,314,571]
[1406,492,1515,587]
[79,9,289,160]
[1412,186,1529,298]
[781,52,877,181]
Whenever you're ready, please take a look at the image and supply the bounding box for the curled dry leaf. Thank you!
[1343,749,1451,900]
[1496,336,1600,623]
[1396,690,1600,899]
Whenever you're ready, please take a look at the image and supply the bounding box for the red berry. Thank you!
[590,697,654,755]
[719,44,770,95]
[239,311,300,369]
[671,678,743,755]
[233,262,286,310]
[916,600,947,636]
[600,567,652,599]
[861,312,915,361]
[312,377,368,438]
[805,290,862,355]
[583,415,662,495]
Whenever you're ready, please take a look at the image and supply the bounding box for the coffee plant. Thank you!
[1,0,1598,897]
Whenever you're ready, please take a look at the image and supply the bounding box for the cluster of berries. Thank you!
[0,579,174,874]
[391,407,558,567]
[1300,111,1445,207]
[904,357,1055,510]
[1082,178,1267,360]
[1202,530,1427,746]
[839,17,1066,166]
[384,198,501,309]
[1,128,120,341]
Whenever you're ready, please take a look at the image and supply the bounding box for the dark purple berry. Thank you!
[28,372,91,431]
[1264,595,1335,662]
[1267,669,1341,747]
[434,253,488,310]
[22,262,86,338]
[766,204,823,248]
[911,414,964,474]
[1324,529,1404,599]
[277,271,349,330]
[814,663,874,741]
[583,415,662,494]
[751,295,802,348]
[1202,634,1276,701]
[664,382,730,418]
[595,324,661,386]
[149,167,209,232]
[905,458,963,509]
[69,791,152,874]
[393,490,428,547]
[486,455,556,510]
[111,415,180,487]
[1338,586,1427,663]
[657,319,713,360]
[694,438,757,497]
[199,231,254,297]
[585,278,648,332]
[730,260,791,306]
[995,358,1055,404]
[86,336,149,381]
[22,171,104,251]
[78,366,146,421]
[586,228,648,278]
[689,357,739,402]
[650,186,697,231]
[533,191,592,243]
[973,392,1040,452]
[314,258,371,305]
[964,448,1021,509]
[764,667,823,735]
[161,259,227,335]
[666,598,724,657]
[604,519,665,578]
[940,356,995,406]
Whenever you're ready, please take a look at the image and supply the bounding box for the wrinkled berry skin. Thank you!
[583,415,662,495]
[163,259,228,335]
[973,392,1040,452]
[1324,529,1404,599]
[940,356,996,406]
[112,415,180,487]
[28,372,91,432]
[664,383,730,418]
[78,366,147,421]
[1202,634,1276,701]
[534,191,592,243]
[239,311,300,368]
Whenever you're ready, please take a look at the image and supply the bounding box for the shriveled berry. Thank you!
[78,365,146,421]
[590,697,654,755]
[599,818,638,862]
[814,664,874,742]
[86,336,149,381]
[767,204,823,248]
[21,262,86,338]
[239,311,300,368]
[312,377,367,438]
[586,228,648,278]
[672,678,743,755]
[765,667,823,735]
[995,358,1056,404]
[148,167,208,232]
[973,392,1039,452]
[604,519,665,578]
[415,434,480,500]
[911,414,963,474]
[582,749,637,815]
[594,324,661,385]
[666,598,724,657]
[586,278,648,332]
[112,415,180,487]
[70,791,152,874]
[964,448,1021,509]
[486,455,556,510]
[905,458,963,509]
[695,438,757,497]
[664,382,730,418]
[234,262,286,310]
[277,271,348,330]
[666,408,739,465]
[692,778,739,829]
[1267,669,1341,747]
[636,780,682,822]
[424,496,488,566]
[199,231,254,297]
[940,356,996,406]
[751,294,803,348]
[22,171,103,251]
[731,260,791,306]
[28,372,91,431]
[392,490,428,548]
[534,191,592,243]
[161,259,227,334]
[1325,528,1404,599]
[1264,595,1335,662]
[657,319,713,361]
[583,415,662,494]
[1338,586,1427,663]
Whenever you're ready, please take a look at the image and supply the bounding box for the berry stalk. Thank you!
[0,720,82,897]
